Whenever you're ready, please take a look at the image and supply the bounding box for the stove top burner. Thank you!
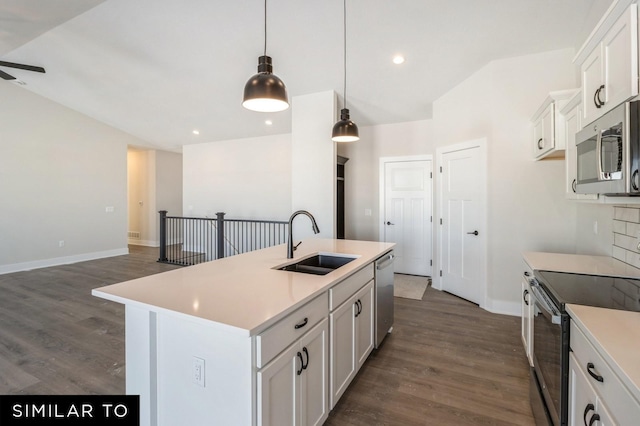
[534,270,640,312]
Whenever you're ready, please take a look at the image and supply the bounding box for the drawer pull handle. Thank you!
[294,317,308,329]
[588,413,600,426]
[302,347,309,370]
[586,362,604,383]
[523,289,529,306]
[583,403,594,426]
[354,300,362,317]
[296,352,304,376]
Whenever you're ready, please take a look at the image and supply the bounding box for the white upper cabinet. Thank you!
[530,89,579,160]
[560,90,598,201]
[578,3,638,127]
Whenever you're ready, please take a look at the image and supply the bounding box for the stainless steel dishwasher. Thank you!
[374,250,394,348]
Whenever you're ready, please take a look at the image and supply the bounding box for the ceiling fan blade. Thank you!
[0,69,16,80]
[0,61,45,74]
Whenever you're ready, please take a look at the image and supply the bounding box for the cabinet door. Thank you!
[258,343,300,426]
[569,353,597,426]
[299,318,329,426]
[521,279,533,366]
[534,104,554,158]
[582,45,604,126]
[568,353,616,426]
[330,296,356,408]
[355,282,374,369]
[602,4,638,115]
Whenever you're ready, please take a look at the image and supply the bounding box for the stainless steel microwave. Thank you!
[576,100,640,196]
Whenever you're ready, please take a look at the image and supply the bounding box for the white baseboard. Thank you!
[0,247,130,275]
[482,298,520,317]
[429,284,521,317]
[128,239,159,247]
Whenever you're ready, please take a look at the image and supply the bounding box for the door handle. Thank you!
[386,221,395,225]
[466,230,479,236]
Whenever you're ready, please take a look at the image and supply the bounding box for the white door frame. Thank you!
[379,155,434,273]
[435,139,488,309]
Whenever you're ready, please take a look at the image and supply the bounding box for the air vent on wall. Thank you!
[128,231,141,240]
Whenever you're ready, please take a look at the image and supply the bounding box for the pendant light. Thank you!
[332,0,359,142]
[242,0,289,112]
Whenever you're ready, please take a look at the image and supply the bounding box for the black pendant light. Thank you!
[332,0,359,142]
[243,0,289,112]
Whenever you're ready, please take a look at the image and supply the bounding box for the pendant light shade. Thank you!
[243,56,289,112]
[242,0,289,112]
[332,0,359,142]
[332,108,359,142]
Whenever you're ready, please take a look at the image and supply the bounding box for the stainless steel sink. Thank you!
[278,254,357,275]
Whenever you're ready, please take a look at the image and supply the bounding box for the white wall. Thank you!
[0,82,146,273]
[432,48,580,313]
[182,133,292,221]
[128,148,182,247]
[291,91,337,239]
[337,120,433,241]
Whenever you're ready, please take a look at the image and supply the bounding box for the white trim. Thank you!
[0,247,130,275]
[483,298,520,317]
[378,155,434,275]
[435,138,488,309]
[129,239,160,247]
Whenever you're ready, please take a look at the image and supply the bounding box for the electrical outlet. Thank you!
[58,240,65,248]
[105,206,114,213]
[193,357,205,387]
[365,208,372,217]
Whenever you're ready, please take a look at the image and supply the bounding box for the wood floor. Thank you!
[0,247,534,425]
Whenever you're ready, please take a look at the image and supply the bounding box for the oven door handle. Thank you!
[529,281,562,325]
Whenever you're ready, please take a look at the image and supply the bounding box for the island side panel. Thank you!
[155,312,253,426]
[125,305,157,426]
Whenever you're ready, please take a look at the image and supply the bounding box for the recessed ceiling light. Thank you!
[393,55,405,65]
[192,130,200,135]
[265,120,273,126]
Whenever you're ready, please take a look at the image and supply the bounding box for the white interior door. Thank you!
[381,157,432,276]
[439,143,485,305]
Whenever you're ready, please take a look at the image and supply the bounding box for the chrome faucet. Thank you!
[287,210,320,258]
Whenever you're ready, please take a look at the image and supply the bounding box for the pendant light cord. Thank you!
[264,0,268,57]
[343,0,347,109]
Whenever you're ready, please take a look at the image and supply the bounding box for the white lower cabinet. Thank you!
[569,321,640,425]
[258,317,329,426]
[330,280,374,408]
[569,353,615,426]
[520,277,533,366]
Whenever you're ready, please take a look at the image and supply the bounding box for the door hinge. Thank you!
[430,172,433,179]
[430,259,433,266]
[440,218,443,225]
[440,166,442,173]
[439,270,442,277]
[430,216,432,223]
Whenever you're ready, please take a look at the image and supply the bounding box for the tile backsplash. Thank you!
[613,206,640,268]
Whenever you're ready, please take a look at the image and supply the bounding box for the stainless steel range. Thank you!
[527,270,640,426]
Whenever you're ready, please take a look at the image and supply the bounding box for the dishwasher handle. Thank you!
[376,253,395,270]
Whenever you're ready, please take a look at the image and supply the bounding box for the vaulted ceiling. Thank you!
[2,0,606,151]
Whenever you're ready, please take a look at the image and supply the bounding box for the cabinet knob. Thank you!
[572,179,577,193]
[537,138,544,150]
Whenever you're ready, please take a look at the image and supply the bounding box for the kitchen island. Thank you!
[93,238,394,426]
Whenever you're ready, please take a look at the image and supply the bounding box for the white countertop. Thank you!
[522,251,640,278]
[93,238,394,337]
[566,304,640,404]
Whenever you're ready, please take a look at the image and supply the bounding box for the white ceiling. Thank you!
[2,0,606,151]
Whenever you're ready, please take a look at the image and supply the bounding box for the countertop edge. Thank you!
[92,239,395,337]
[566,304,640,405]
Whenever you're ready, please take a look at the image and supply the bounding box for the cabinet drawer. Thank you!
[570,321,640,424]
[256,293,328,368]
[329,265,374,311]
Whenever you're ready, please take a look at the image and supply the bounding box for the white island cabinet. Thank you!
[92,238,394,426]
